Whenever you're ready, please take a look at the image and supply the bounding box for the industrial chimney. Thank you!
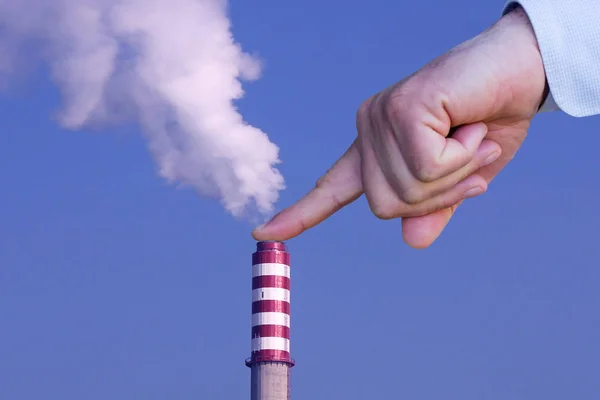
[245,241,294,400]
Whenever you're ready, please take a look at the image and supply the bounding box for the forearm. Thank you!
[504,0,600,117]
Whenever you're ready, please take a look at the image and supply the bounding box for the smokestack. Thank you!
[246,241,294,400]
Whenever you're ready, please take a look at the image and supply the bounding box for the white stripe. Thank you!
[252,263,290,278]
[252,337,290,352]
[252,287,290,302]
[252,312,290,327]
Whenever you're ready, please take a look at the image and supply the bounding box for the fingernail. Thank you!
[464,186,484,199]
[483,151,500,166]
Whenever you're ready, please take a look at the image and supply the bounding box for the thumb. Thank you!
[252,140,363,241]
[401,201,462,248]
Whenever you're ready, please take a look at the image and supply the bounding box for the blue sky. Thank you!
[2,0,600,398]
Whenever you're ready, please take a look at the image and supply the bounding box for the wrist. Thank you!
[493,5,548,111]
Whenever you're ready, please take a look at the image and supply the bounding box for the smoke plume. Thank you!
[0,0,285,217]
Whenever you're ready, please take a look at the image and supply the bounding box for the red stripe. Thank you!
[252,275,290,290]
[252,300,290,314]
[250,350,292,363]
[253,252,290,265]
[256,242,287,252]
[252,325,290,339]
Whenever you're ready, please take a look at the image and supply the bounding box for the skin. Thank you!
[252,6,547,248]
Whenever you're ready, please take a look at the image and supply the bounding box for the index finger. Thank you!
[252,140,363,241]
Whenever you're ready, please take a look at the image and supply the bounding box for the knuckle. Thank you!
[383,85,419,121]
[421,191,462,215]
[356,98,374,124]
[383,99,401,121]
[455,164,475,184]
[407,196,460,217]
[439,194,460,210]
[431,195,461,215]
[371,205,397,220]
[399,185,427,205]
[412,157,442,183]
[367,197,401,220]
[326,191,346,212]
[315,175,346,211]
[383,96,410,122]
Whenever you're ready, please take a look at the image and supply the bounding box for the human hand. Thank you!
[253,6,547,248]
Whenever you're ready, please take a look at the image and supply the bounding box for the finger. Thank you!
[398,173,487,218]
[400,129,520,248]
[360,105,489,220]
[413,138,499,203]
[361,146,488,221]
[378,127,501,204]
[366,93,426,209]
[401,201,462,249]
[252,140,363,241]
[440,122,494,170]
[399,121,491,183]
[358,99,410,219]
[359,126,404,220]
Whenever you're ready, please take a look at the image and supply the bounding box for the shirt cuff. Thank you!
[503,0,600,117]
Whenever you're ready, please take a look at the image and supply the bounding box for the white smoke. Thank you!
[0,0,285,217]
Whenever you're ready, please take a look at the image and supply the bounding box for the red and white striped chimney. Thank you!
[246,241,294,400]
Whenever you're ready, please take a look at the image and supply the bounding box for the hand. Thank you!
[253,6,547,248]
